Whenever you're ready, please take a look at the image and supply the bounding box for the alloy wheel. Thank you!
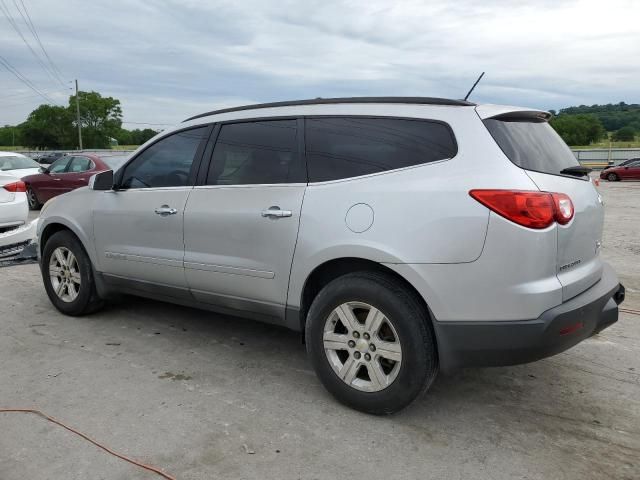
[323,301,402,392]
[49,247,81,303]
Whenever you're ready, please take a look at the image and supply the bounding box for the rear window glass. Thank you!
[483,117,580,175]
[306,117,457,182]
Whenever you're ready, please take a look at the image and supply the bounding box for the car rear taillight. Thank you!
[551,193,574,225]
[3,181,26,193]
[469,190,574,229]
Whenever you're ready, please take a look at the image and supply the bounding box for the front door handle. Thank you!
[261,206,292,218]
[155,205,178,216]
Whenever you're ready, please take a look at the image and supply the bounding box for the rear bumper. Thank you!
[434,262,624,372]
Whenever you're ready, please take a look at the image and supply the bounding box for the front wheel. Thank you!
[41,230,103,316]
[305,271,437,414]
[27,187,41,210]
[607,173,619,182]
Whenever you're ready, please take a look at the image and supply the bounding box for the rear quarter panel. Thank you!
[287,106,541,310]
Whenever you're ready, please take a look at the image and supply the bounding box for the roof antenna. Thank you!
[464,72,485,101]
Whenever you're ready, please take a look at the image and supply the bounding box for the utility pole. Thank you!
[75,79,83,150]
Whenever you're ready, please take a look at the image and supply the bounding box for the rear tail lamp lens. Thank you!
[3,181,26,193]
[552,193,574,225]
[469,190,574,229]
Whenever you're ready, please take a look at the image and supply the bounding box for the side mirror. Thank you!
[39,166,48,174]
[89,170,114,191]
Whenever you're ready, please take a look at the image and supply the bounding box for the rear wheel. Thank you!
[607,173,619,182]
[27,187,41,210]
[305,271,437,414]
[41,230,103,315]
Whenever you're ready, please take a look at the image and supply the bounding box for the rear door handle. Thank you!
[261,206,292,218]
[155,205,178,216]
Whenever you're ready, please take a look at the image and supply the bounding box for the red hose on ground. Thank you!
[0,409,177,480]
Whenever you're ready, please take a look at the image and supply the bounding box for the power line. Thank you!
[0,54,60,105]
[0,0,66,89]
[0,87,70,100]
[15,0,67,84]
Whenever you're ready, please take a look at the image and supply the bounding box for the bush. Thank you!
[612,126,636,142]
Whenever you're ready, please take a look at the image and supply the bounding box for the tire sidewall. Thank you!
[41,231,96,315]
[608,173,618,181]
[27,187,40,210]
[306,273,436,414]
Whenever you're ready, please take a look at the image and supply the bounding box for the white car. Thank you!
[0,173,37,258]
[0,151,41,178]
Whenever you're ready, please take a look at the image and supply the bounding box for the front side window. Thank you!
[120,127,207,189]
[305,117,457,182]
[67,156,93,173]
[48,157,70,173]
[206,120,299,185]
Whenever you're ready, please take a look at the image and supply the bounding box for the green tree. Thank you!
[612,126,636,142]
[0,125,20,146]
[550,114,606,146]
[19,105,73,149]
[69,91,123,148]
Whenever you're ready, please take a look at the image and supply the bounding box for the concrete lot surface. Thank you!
[1,179,639,480]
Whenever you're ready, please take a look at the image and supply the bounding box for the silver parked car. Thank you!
[36,97,625,414]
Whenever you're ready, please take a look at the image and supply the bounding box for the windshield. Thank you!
[483,117,580,176]
[100,154,130,171]
[0,155,39,171]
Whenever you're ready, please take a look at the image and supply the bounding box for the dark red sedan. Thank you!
[22,153,129,209]
[600,159,640,182]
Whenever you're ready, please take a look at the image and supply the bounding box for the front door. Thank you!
[184,119,306,320]
[93,126,210,294]
[36,156,71,202]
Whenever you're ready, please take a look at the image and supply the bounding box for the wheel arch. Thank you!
[39,218,95,265]
[296,257,437,343]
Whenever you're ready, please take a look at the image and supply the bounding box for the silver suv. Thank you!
[36,97,625,414]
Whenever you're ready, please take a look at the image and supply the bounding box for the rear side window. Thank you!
[207,120,301,185]
[67,156,92,172]
[483,117,580,175]
[305,117,457,182]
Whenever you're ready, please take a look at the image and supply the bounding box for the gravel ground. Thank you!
[0,178,638,480]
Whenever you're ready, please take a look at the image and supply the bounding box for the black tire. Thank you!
[41,230,104,316]
[27,186,41,210]
[305,271,437,415]
[607,173,619,182]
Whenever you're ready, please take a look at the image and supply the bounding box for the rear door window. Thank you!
[305,117,457,182]
[206,120,302,185]
[67,156,93,172]
[483,117,580,176]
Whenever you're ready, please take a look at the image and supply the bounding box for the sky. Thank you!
[1,0,638,128]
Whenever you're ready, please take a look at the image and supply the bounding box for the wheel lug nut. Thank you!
[363,333,370,340]
[364,353,371,361]
[353,331,360,338]
[369,344,376,352]
[354,352,361,359]
[348,340,356,348]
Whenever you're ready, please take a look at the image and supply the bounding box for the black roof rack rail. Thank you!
[183,96,475,122]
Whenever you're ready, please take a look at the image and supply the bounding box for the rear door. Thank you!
[482,112,604,301]
[65,156,94,190]
[183,119,306,320]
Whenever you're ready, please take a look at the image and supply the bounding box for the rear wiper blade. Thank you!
[560,165,592,177]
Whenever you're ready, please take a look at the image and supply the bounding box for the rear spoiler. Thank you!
[476,104,551,122]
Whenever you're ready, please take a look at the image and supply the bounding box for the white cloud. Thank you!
[0,0,638,126]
